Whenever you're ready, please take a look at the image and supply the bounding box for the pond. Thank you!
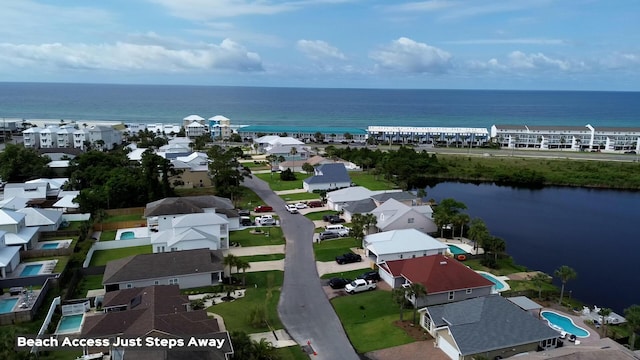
[427,181,640,314]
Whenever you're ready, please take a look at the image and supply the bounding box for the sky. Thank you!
[0,0,639,90]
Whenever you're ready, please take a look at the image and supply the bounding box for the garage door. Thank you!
[437,335,460,360]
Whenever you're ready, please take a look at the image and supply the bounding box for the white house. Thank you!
[326,186,404,211]
[186,121,207,138]
[0,197,28,211]
[0,230,21,278]
[302,163,351,193]
[209,115,232,139]
[151,212,229,253]
[369,198,437,233]
[363,229,447,264]
[17,208,63,232]
[87,125,121,150]
[0,209,39,250]
[22,127,42,148]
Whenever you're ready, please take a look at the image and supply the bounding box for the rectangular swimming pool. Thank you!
[20,264,43,277]
[57,314,84,334]
[41,243,59,249]
[0,298,18,314]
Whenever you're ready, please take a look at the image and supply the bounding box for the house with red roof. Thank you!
[378,254,493,307]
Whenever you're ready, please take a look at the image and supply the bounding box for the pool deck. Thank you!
[438,237,485,255]
[37,239,73,250]
[115,227,150,240]
[0,288,42,313]
[6,260,59,279]
[540,308,601,345]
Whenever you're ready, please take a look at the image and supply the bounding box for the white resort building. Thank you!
[367,126,490,147]
[491,124,640,152]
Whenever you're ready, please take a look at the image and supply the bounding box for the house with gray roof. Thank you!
[151,212,230,252]
[0,230,20,278]
[303,163,351,193]
[103,249,224,291]
[144,195,239,230]
[370,191,417,206]
[0,209,39,250]
[341,199,377,222]
[363,228,447,264]
[17,207,63,231]
[369,198,437,233]
[419,295,560,360]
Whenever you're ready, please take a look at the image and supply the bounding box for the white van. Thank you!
[325,224,345,232]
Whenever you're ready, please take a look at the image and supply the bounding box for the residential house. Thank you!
[39,126,58,149]
[17,207,63,232]
[87,125,121,150]
[170,152,211,189]
[0,197,28,211]
[0,230,21,278]
[325,186,404,211]
[151,213,229,252]
[363,229,447,264]
[379,254,493,307]
[102,249,225,291]
[370,191,418,207]
[52,190,80,212]
[369,198,437,233]
[82,285,232,359]
[278,155,331,172]
[341,199,377,222]
[303,163,351,193]
[55,125,75,148]
[419,295,560,360]
[144,195,238,230]
[185,120,207,138]
[0,209,39,250]
[507,296,544,318]
[254,135,305,154]
[3,183,49,204]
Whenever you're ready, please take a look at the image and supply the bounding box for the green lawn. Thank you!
[313,238,359,262]
[75,274,104,297]
[331,290,415,353]
[320,268,371,280]
[99,230,117,241]
[25,256,69,273]
[89,245,153,266]
[230,228,286,247]
[254,173,304,191]
[237,254,285,262]
[274,346,309,360]
[305,210,339,221]
[207,271,284,334]
[279,192,320,201]
[349,171,397,191]
[236,186,265,210]
[65,221,85,230]
[464,257,528,276]
[103,214,144,223]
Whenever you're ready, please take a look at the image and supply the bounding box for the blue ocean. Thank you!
[1,82,639,129]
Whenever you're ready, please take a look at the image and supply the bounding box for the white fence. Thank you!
[32,296,61,354]
[62,301,90,316]
[62,213,91,222]
[83,237,151,268]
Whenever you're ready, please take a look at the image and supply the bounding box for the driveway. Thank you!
[243,176,361,360]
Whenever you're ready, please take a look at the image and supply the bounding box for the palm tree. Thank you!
[599,307,612,337]
[289,146,298,172]
[407,283,427,324]
[453,213,470,238]
[624,304,640,350]
[224,254,238,278]
[236,258,251,285]
[468,218,489,253]
[554,265,577,305]
[530,273,550,300]
[392,288,408,321]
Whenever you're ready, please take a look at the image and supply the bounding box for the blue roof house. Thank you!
[303,163,351,193]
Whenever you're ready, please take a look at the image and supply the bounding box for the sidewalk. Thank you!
[225,245,285,256]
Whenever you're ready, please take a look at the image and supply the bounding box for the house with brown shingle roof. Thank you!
[103,249,224,292]
[82,285,232,360]
[379,254,493,307]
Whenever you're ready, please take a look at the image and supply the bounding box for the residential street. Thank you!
[243,176,361,360]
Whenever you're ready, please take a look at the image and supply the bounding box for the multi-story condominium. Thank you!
[238,125,368,143]
[367,126,490,147]
[55,125,75,148]
[209,115,232,139]
[38,126,58,149]
[87,125,121,151]
[22,127,41,148]
[490,124,640,152]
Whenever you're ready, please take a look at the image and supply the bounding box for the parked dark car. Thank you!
[357,270,381,282]
[238,209,251,217]
[254,205,273,213]
[319,231,340,241]
[328,278,351,289]
[330,217,346,224]
[308,201,323,208]
[335,252,362,264]
[240,216,253,226]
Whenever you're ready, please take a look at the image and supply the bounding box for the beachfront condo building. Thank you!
[367,126,490,147]
[491,124,640,152]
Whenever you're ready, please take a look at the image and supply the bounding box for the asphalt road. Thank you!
[243,176,361,360]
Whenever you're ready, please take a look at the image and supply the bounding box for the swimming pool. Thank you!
[448,244,468,255]
[0,298,18,314]
[57,314,84,334]
[120,231,135,240]
[541,311,590,338]
[41,243,59,249]
[20,264,43,277]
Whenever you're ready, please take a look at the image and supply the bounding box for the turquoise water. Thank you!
[541,311,589,337]
[57,314,84,334]
[41,243,59,249]
[120,231,135,240]
[448,245,467,255]
[479,272,505,290]
[0,298,18,314]
[20,264,43,276]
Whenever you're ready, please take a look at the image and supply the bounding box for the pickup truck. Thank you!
[344,279,377,294]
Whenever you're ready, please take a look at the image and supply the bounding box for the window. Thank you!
[466,289,472,294]
[171,247,178,252]
[157,246,165,252]
[408,218,415,224]
[154,280,159,285]
[169,278,179,285]
[448,291,454,300]
[126,284,132,289]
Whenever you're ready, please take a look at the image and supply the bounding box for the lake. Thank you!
[428,182,639,314]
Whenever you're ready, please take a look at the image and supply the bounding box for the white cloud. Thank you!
[600,52,640,70]
[296,40,346,60]
[370,37,452,73]
[468,51,588,73]
[444,38,566,45]
[0,39,263,73]
[385,0,552,22]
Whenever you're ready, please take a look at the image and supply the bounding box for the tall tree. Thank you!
[207,145,251,203]
[0,143,53,182]
[468,218,489,253]
[224,254,238,278]
[391,288,408,321]
[530,272,550,299]
[624,304,640,351]
[407,283,428,324]
[554,265,577,305]
[432,198,467,238]
[289,146,298,171]
[599,307,612,337]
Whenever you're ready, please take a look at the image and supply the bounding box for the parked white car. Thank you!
[286,204,299,214]
[294,202,307,209]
